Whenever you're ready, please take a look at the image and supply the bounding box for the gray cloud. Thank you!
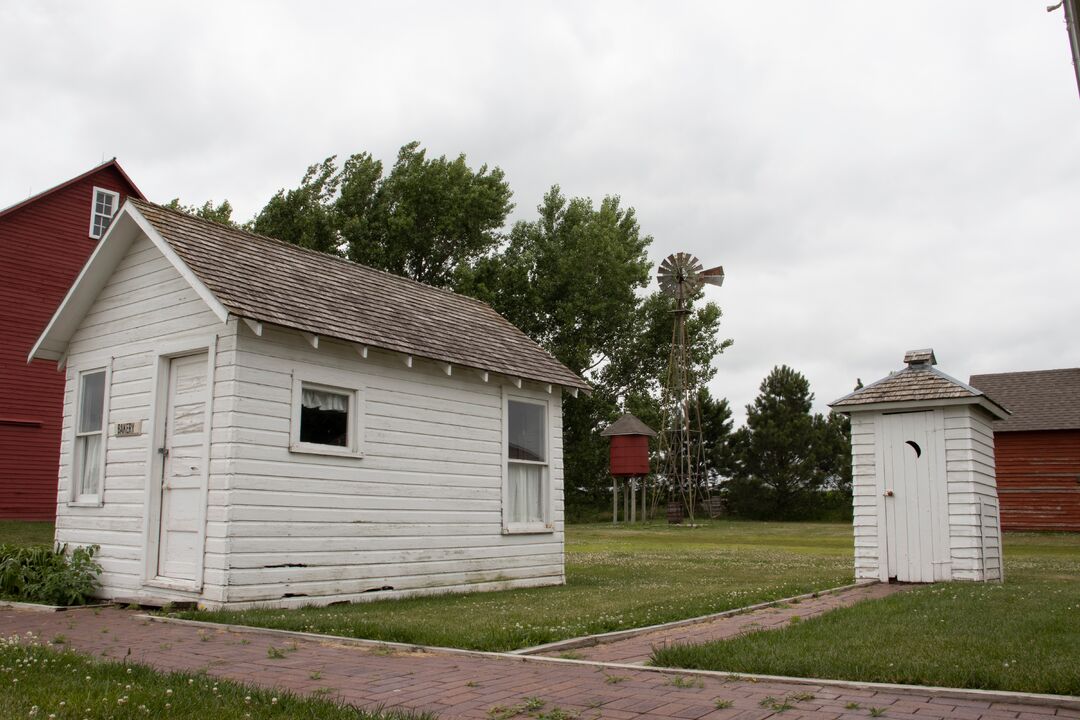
[4,1,1078,424]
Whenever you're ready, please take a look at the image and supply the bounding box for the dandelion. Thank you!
[271,697,278,705]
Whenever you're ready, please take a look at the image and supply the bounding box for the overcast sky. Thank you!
[3,2,1078,424]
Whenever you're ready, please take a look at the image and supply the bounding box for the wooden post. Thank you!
[635,474,643,520]
[623,479,629,523]
[612,478,618,524]
[630,479,636,523]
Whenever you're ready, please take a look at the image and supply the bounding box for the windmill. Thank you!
[656,253,724,523]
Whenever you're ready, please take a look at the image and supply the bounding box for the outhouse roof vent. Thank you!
[903,348,937,367]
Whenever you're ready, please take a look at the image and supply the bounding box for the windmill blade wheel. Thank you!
[657,252,704,300]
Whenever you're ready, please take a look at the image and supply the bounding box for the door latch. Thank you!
[883,489,894,497]
[157,447,169,458]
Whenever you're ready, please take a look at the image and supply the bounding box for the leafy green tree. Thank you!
[252,142,513,288]
[163,198,238,227]
[725,365,827,519]
[462,187,732,514]
[464,186,651,374]
[252,159,341,253]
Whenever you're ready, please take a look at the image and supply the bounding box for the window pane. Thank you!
[76,434,102,497]
[508,400,544,461]
[508,462,544,523]
[300,386,349,446]
[78,371,106,433]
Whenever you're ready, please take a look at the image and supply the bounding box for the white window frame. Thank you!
[88,186,120,239]
[289,370,364,458]
[70,363,111,507]
[502,391,553,534]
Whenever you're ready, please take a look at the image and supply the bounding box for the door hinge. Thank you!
[158,447,169,458]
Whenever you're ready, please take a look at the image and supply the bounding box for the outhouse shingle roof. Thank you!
[829,349,1008,419]
[131,199,589,390]
[968,368,1080,432]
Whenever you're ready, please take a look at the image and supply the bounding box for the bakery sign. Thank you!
[114,421,143,438]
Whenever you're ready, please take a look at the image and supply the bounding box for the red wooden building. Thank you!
[969,368,1080,532]
[0,160,144,519]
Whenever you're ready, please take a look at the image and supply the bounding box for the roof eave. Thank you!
[231,312,591,392]
[0,158,144,220]
[29,201,229,363]
[831,395,1010,420]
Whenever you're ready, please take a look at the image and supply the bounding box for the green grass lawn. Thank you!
[176,520,854,651]
[651,532,1080,696]
[0,634,433,720]
[0,519,54,546]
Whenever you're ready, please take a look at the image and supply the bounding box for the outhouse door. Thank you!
[880,410,947,582]
[154,352,210,585]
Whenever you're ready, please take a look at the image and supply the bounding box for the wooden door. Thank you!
[156,352,209,583]
[881,411,943,582]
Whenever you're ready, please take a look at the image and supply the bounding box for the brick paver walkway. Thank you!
[534,583,911,664]
[2,607,1077,720]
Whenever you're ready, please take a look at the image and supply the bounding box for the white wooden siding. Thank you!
[218,322,564,607]
[850,413,879,581]
[943,407,1002,581]
[854,405,1001,584]
[55,233,231,602]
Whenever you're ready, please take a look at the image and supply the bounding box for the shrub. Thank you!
[0,543,101,606]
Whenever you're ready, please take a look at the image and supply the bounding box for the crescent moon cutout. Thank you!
[905,440,922,458]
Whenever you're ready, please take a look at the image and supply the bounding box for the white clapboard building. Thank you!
[831,349,1009,584]
[30,199,588,608]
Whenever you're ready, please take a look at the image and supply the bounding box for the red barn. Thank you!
[0,160,144,520]
[969,368,1080,532]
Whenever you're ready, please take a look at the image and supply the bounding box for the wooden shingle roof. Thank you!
[968,368,1080,432]
[131,199,589,390]
[600,413,657,437]
[830,349,1008,419]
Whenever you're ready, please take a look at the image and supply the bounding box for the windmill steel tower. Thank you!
[656,253,724,523]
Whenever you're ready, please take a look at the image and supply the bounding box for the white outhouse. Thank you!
[30,199,588,609]
[830,349,1009,583]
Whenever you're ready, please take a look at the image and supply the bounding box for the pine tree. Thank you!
[726,365,825,519]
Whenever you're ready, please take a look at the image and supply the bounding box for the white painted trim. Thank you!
[88,186,120,239]
[834,396,1007,420]
[141,339,217,594]
[288,366,366,459]
[67,361,112,506]
[241,318,263,336]
[508,376,522,389]
[31,203,231,363]
[126,206,230,325]
[29,205,135,362]
[300,331,319,349]
[353,343,368,359]
[438,362,452,376]
[402,354,413,368]
[568,387,578,398]
[478,370,489,383]
[501,389,555,535]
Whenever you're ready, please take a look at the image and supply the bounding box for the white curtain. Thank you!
[508,463,544,523]
[77,434,102,498]
[302,388,349,412]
